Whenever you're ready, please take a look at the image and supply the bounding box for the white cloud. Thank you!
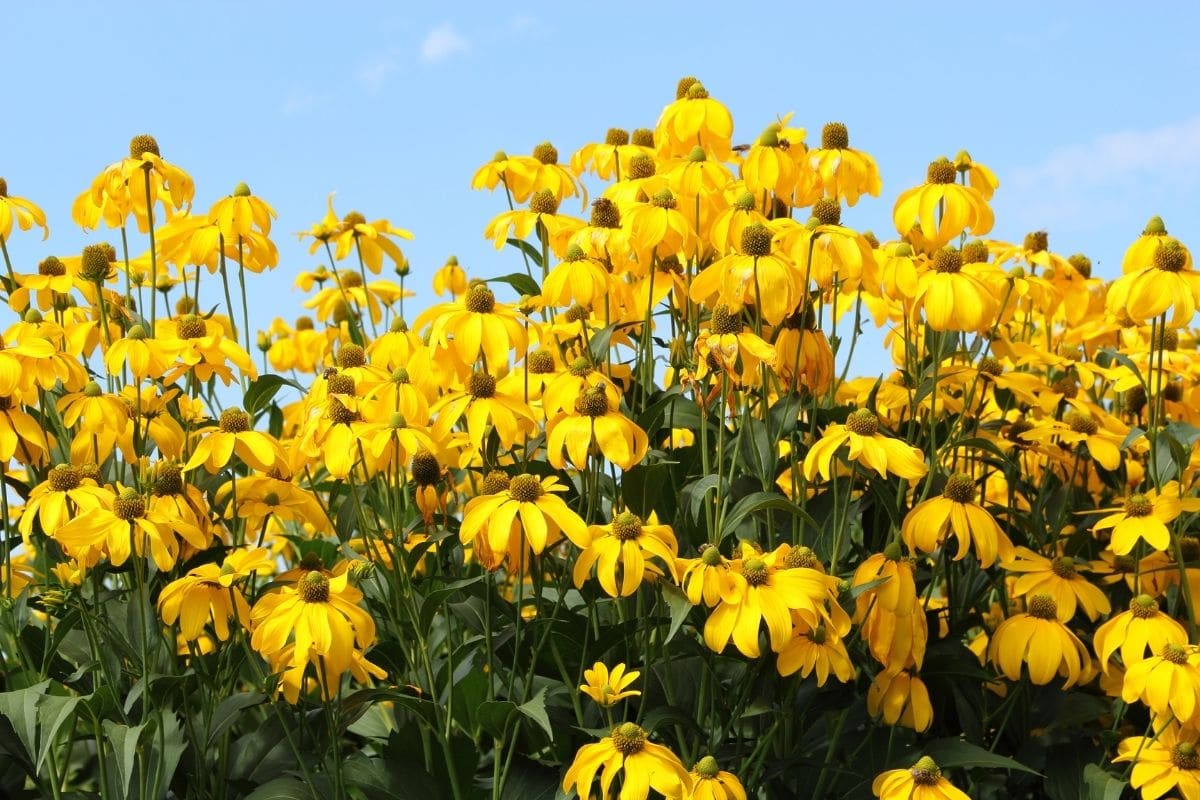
[357,52,401,93]
[420,23,470,63]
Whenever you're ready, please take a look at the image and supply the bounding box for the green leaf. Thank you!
[683,475,721,522]
[517,687,554,742]
[736,418,775,482]
[722,491,817,535]
[476,700,517,740]
[487,268,540,297]
[244,374,304,418]
[0,680,47,762]
[102,720,147,798]
[1083,764,1126,800]
[921,737,1040,775]
[243,776,319,800]
[207,691,265,747]
[661,583,694,645]
[419,576,485,634]
[35,693,79,773]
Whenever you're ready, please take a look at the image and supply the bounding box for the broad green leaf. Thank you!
[661,583,694,645]
[35,693,79,773]
[722,491,817,534]
[487,267,540,296]
[0,680,47,761]
[207,692,265,747]
[243,776,320,800]
[1083,764,1126,800]
[517,687,554,742]
[476,700,517,740]
[921,737,1040,775]
[244,374,304,418]
[103,720,147,797]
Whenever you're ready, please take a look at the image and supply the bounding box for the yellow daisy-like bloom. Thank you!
[184,406,285,474]
[328,203,413,275]
[0,177,49,241]
[561,721,691,800]
[690,224,801,326]
[541,244,612,309]
[573,511,678,597]
[677,544,732,607]
[54,486,207,572]
[988,593,1089,687]
[655,79,734,161]
[460,473,588,556]
[893,158,994,249]
[913,247,1000,332]
[570,127,653,181]
[484,189,583,256]
[1000,547,1111,622]
[696,304,776,387]
[804,409,927,482]
[416,283,529,373]
[270,641,388,705]
[708,192,771,257]
[158,547,273,641]
[852,545,918,618]
[250,569,376,678]
[685,756,748,800]
[806,122,882,207]
[1092,483,1185,555]
[73,134,195,233]
[1106,239,1200,326]
[1122,216,1193,273]
[502,142,583,206]
[430,371,537,452]
[867,669,933,732]
[902,473,1014,567]
[17,464,110,540]
[103,325,180,382]
[1093,594,1188,672]
[872,757,969,800]
[1114,722,1200,800]
[546,386,648,472]
[776,621,855,685]
[740,122,800,200]
[1121,642,1200,724]
[579,661,641,707]
[704,548,847,658]
[953,150,1000,199]
[208,182,277,239]
[625,188,698,266]
[432,255,468,297]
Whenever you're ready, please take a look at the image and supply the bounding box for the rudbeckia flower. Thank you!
[546,386,648,471]
[988,594,1089,687]
[1121,215,1193,273]
[1001,547,1111,621]
[685,756,748,800]
[572,511,678,597]
[0,177,48,242]
[740,122,800,200]
[1092,482,1189,555]
[912,247,1000,332]
[872,757,969,800]
[867,669,933,732]
[579,661,641,707]
[184,406,285,474]
[894,158,994,249]
[417,283,529,373]
[805,122,882,207]
[901,473,1014,567]
[1121,642,1200,723]
[677,544,732,607]
[208,182,277,239]
[695,304,775,387]
[459,473,588,556]
[561,722,690,800]
[570,127,653,181]
[1114,721,1200,800]
[952,150,999,199]
[431,371,537,452]
[852,545,918,618]
[54,486,207,572]
[541,244,613,309]
[708,191,771,257]
[158,547,272,641]
[690,224,801,326]
[432,254,468,297]
[484,189,583,257]
[1093,594,1188,672]
[17,464,110,540]
[625,188,697,266]
[804,409,927,482]
[776,620,855,685]
[654,79,734,161]
[503,142,584,206]
[73,134,195,233]
[1106,239,1200,326]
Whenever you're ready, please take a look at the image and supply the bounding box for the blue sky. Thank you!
[5,2,1200,376]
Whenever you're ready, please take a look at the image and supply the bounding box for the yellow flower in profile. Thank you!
[0,177,49,241]
[740,122,800,199]
[776,621,855,685]
[573,511,678,597]
[655,78,734,161]
[1121,642,1200,724]
[561,722,690,800]
[804,409,927,482]
[902,473,1014,567]
[988,594,1089,687]
[685,756,748,800]
[867,669,933,732]
[690,224,801,326]
[460,473,588,556]
[74,134,195,233]
[913,247,1000,332]
[208,182,277,239]
[18,464,110,540]
[1093,594,1188,672]
[541,244,612,309]
[1001,547,1111,622]
[1092,483,1187,555]
[580,662,641,707]
[677,544,732,607]
[250,569,376,678]
[159,547,273,641]
[417,283,529,372]
[104,325,179,382]
[1121,215,1192,273]
[894,158,994,249]
[872,757,969,800]
[952,150,999,199]
[806,122,882,207]
[1114,721,1200,800]
[569,127,653,181]
[431,371,537,452]
[432,255,468,297]
[1106,239,1200,326]
[184,406,285,474]
[546,386,648,472]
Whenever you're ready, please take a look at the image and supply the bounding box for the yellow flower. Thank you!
[159,547,272,641]
[541,244,613,309]
[625,188,698,266]
[677,545,732,607]
[416,283,529,373]
[867,670,933,732]
[1092,483,1186,555]
[433,255,468,297]
[502,142,583,205]
[872,757,969,800]
[580,661,641,707]
[953,150,1000,199]
[988,593,1089,687]
[1094,594,1188,672]
[17,464,110,541]
[902,473,1014,567]
[1121,216,1192,273]
[460,473,588,556]
[0,177,49,241]
[208,182,277,239]
[806,122,882,207]
[570,127,653,181]
[54,486,207,572]
[804,409,927,482]
[324,197,413,274]
[695,304,776,387]
[777,620,855,685]
[546,386,648,471]
[250,569,376,678]
[894,158,993,249]
[184,406,285,474]
[654,79,734,161]
[431,371,537,453]
[73,134,195,233]
[484,189,582,256]
[103,325,180,382]
[1001,547,1111,622]
[913,247,1000,332]
[684,756,748,800]
[1114,721,1200,800]
[690,224,801,326]
[561,722,690,800]
[1121,643,1200,724]
[1107,239,1200,326]
[573,511,678,597]
[740,122,800,200]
